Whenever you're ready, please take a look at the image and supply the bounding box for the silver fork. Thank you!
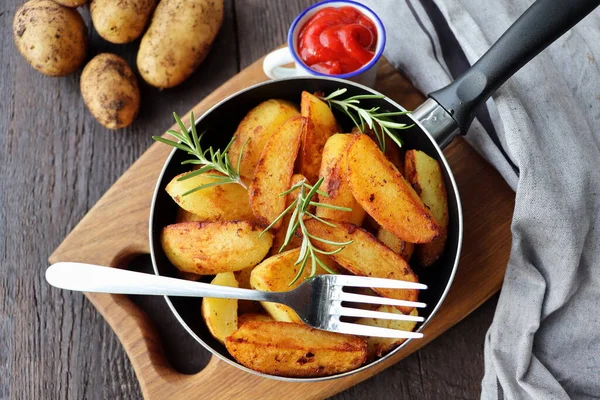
[46,262,427,339]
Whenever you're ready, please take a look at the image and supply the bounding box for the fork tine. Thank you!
[338,292,427,308]
[334,321,424,339]
[336,307,425,322]
[331,275,427,290]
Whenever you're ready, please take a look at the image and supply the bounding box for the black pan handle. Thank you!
[429,0,599,134]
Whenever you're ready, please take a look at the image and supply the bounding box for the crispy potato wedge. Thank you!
[166,171,253,222]
[250,248,336,322]
[228,99,300,182]
[377,227,414,262]
[356,307,419,359]
[405,150,449,266]
[238,312,273,327]
[297,92,340,183]
[347,135,440,243]
[304,219,419,314]
[269,173,305,255]
[161,221,273,274]
[201,272,238,344]
[354,127,405,175]
[316,134,366,225]
[225,321,367,377]
[249,116,305,229]
[234,266,263,314]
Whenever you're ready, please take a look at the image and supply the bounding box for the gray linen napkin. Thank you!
[361,0,600,398]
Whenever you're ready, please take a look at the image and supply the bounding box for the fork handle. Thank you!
[46,262,284,302]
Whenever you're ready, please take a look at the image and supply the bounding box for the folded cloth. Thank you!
[361,0,600,398]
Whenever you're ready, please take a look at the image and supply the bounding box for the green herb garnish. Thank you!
[261,177,353,286]
[319,88,414,151]
[152,112,248,196]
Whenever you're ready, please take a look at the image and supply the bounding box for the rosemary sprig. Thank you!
[152,112,248,196]
[319,88,414,152]
[261,177,353,286]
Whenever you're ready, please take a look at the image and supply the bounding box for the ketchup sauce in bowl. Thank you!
[298,6,378,75]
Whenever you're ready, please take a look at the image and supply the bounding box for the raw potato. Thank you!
[377,227,414,262]
[167,171,254,222]
[228,100,300,182]
[238,313,272,327]
[225,321,367,377]
[269,173,305,255]
[161,221,273,274]
[316,134,365,225]
[405,150,449,266]
[356,307,419,359]
[297,92,340,183]
[90,0,157,44]
[53,0,87,7]
[201,272,238,344]
[304,219,419,314]
[347,135,440,243]
[137,0,223,88]
[249,116,305,229]
[81,53,140,129]
[249,249,336,323]
[13,0,87,76]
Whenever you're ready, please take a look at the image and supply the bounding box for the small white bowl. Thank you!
[263,0,386,87]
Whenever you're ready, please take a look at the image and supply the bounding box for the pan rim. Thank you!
[149,75,463,382]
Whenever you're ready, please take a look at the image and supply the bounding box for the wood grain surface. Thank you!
[1,0,510,399]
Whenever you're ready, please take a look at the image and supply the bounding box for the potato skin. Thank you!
[137,0,224,88]
[13,0,87,76]
[304,219,419,314]
[297,91,340,183]
[167,171,254,222]
[249,116,305,229]
[81,53,140,129]
[90,0,157,44]
[52,0,87,7]
[347,135,440,243]
[405,150,449,266]
[228,99,300,182]
[201,272,238,344]
[316,134,365,225]
[161,221,273,275]
[225,321,367,377]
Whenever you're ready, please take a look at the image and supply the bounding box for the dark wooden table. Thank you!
[0,0,499,398]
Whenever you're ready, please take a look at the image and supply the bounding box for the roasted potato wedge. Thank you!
[269,173,305,255]
[161,221,273,274]
[249,116,305,229]
[228,99,300,182]
[304,219,419,314]
[176,270,202,281]
[234,266,262,314]
[201,272,238,344]
[405,150,449,266]
[238,313,273,327]
[347,135,440,243]
[225,321,367,377]
[250,248,336,322]
[356,306,419,359]
[377,227,414,262]
[354,127,405,174]
[316,134,366,225]
[167,171,253,222]
[297,92,340,183]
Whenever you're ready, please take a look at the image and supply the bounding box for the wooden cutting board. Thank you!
[49,55,515,399]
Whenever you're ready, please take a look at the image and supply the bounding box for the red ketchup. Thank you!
[297,6,378,75]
